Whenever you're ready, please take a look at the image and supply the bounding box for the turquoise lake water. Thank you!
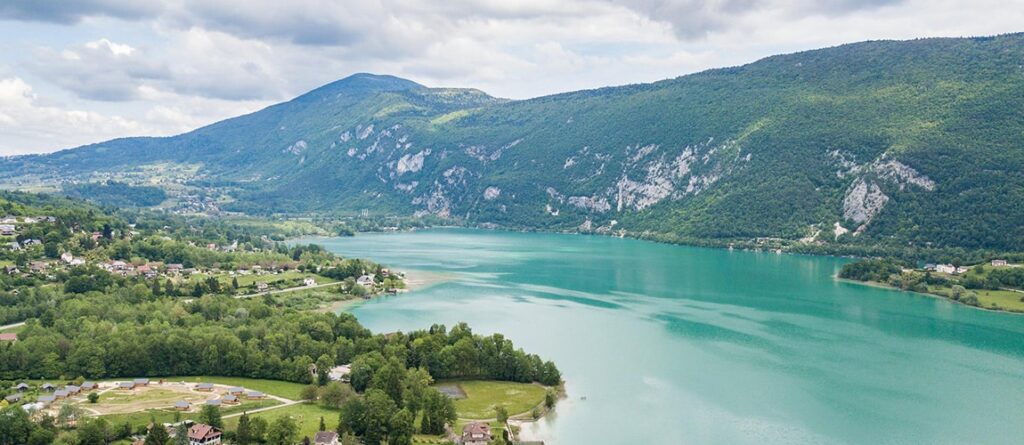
[304,228,1024,445]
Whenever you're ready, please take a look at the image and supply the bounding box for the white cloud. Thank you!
[1,0,1023,155]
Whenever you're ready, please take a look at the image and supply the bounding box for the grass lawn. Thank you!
[224,403,341,439]
[0,324,23,334]
[436,380,547,420]
[973,289,1024,312]
[160,376,307,400]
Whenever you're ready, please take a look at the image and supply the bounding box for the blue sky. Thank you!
[0,0,1022,155]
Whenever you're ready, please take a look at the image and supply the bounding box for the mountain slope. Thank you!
[3,35,1024,252]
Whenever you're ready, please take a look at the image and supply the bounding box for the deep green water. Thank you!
[306,228,1024,445]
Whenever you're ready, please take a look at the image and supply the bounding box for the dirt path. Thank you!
[0,321,25,331]
[235,282,343,299]
[222,394,300,418]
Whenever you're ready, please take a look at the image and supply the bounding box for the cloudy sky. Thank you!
[0,0,1021,155]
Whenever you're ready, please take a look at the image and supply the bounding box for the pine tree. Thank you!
[144,424,170,445]
[236,412,252,445]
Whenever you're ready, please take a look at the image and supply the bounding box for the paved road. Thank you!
[235,281,343,299]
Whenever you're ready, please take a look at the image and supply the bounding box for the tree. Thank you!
[144,424,170,445]
[300,385,319,403]
[26,429,55,445]
[57,403,83,428]
[362,389,398,445]
[266,416,298,445]
[316,354,334,386]
[87,392,99,404]
[318,417,326,432]
[77,419,110,445]
[544,388,557,409]
[165,280,176,297]
[174,423,189,445]
[420,389,456,435]
[319,381,355,409]
[232,277,240,290]
[198,404,223,429]
[236,413,252,445]
[495,406,508,425]
[248,417,269,444]
[388,409,415,445]
[0,405,34,445]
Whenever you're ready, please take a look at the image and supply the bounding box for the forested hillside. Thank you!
[3,34,1023,253]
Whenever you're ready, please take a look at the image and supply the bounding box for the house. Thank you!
[0,333,17,342]
[204,399,221,407]
[167,264,184,274]
[356,274,375,287]
[41,383,55,392]
[37,395,56,405]
[61,252,74,263]
[256,282,269,292]
[4,394,21,404]
[992,259,1008,267]
[134,378,150,386]
[29,261,49,273]
[956,266,969,274]
[15,383,29,392]
[0,224,15,236]
[119,381,136,390]
[226,387,244,395]
[65,385,81,395]
[244,391,266,400]
[21,402,45,412]
[460,422,492,445]
[313,431,340,445]
[187,424,222,445]
[220,395,238,404]
[0,217,15,224]
[53,390,69,399]
[923,263,936,271]
[174,401,191,411]
[22,239,41,246]
[80,382,97,391]
[195,383,215,392]
[304,277,317,287]
[6,241,19,251]
[3,265,18,275]
[935,264,957,274]
[328,364,351,382]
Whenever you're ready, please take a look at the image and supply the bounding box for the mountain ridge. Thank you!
[3,33,1024,253]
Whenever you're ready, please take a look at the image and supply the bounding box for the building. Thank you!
[14,383,29,392]
[53,390,69,399]
[29,261,49,273]
[256,282,269,292]
[313,431,340,445]
[205,399,222,407]
[134,378,150,386]
[81,382,97,391]
[65,385,81,395]
[304,277,317,286]
[220,394,238,404]
[245,391,266,400]
[460,422,493,445]
[40,383,55,392]
[935,264,957,274]
[60,252,74,263]
[0,333,17,342]
[174,401,191,411]
[992,259,1008,267]
[119,381,136,390]
[195,383,215,392]
[0,224,15,236]
[956,266,969,274]
[226,387,244,395]
[4,394,21,404]
[356,274,375,287]
[37,395,56,405]
[187,424,222,445]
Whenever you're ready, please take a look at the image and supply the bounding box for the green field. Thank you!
[437,380,547,420]
[224,403,341,439]
[187,270,334,290]
[160,376,306,400]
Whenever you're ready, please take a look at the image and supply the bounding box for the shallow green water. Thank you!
[305,228,1024,445]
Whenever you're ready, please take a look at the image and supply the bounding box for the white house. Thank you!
[304,277,317,287]
[935,264,957,274]
[992,259,1008,267]
[356,274,376,287]
[61,252,74,263]
[0,224,15,236]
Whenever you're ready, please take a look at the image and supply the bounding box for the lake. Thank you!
[303,228,1024,445]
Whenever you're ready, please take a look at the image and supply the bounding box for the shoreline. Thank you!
[837,276,1024,315]
[316,268,457,314]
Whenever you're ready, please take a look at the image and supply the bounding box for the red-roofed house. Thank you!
[460,422,492,445]
[0,333,17,342]
[188,424,222,445]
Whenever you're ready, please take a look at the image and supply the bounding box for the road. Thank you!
[0,321,25,331]
[235,281,343,299]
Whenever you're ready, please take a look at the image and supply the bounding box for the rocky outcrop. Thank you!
[842,178,889,225]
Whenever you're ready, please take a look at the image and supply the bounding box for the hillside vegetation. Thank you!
[3,34,1023,255]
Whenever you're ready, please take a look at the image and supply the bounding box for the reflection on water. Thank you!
[297,229,1024,445]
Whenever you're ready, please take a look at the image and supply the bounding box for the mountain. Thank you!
[3,35,1024,253]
